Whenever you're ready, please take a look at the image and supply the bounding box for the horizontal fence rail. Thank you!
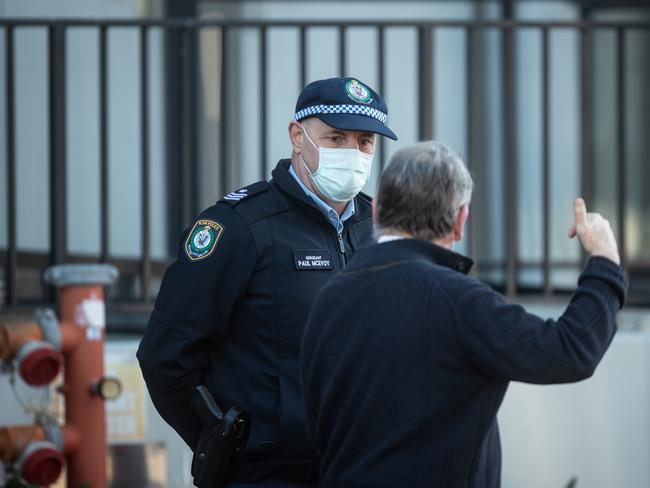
[1,18,649,317]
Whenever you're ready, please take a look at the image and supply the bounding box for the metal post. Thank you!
[43,264,118,488]
[616,27,627,269]
[466,26,478,268]
[99,25,109,263]
[219,27,229,196]
[299,25,307,88]
[418,26,434,140]
[579,26,593,268]
[140,26,151,301]
[377,25,386,172]
[339,25,346,77]
[180,28,194,225]
[503,24,517,297]
[259,26,267,179]
[542,26,551,296]
[165,27,182,254]
[48,25,68,270]
[5,26,16,307]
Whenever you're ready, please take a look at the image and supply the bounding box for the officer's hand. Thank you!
[568,197,620,265]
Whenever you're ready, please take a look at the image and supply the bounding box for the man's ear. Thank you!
[371,198,377,222]
[454,204,469,241]
[288,120,303,153]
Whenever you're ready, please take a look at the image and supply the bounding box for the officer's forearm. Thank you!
[146,382,202,449]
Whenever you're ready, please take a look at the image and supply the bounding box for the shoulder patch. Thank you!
[219,181,270,206]
[184,219,224,262]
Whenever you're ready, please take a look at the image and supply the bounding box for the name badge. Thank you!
[293,251,334,270]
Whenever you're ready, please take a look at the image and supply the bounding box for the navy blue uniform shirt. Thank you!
[137,159,374,482]
[301,238,628,488]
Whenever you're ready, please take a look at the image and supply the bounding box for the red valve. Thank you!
[15,341,63,386]
[16,440,65,486]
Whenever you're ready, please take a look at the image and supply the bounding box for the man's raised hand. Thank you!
[568,197,620,265]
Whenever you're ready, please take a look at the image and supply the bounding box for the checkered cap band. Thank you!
[295,104,387,123]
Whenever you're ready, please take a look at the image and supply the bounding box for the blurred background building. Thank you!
[0,0,649,487]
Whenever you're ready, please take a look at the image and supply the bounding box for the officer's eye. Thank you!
[329,136,344,143]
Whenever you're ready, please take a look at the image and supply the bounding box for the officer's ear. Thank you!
[454,204,469,242]
[288,120,304,153]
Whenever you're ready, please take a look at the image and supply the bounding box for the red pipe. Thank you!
[58,284,109,488]
[0,424,81,462]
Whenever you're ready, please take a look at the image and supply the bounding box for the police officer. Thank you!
[137,77,397,488]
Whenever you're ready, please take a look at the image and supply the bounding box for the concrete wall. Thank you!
[500,308,650,487]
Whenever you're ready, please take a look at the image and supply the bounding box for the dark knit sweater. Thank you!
[300,238,627,488]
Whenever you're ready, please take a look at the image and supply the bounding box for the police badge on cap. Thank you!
[345,79,373,104]
[294,77,398,140]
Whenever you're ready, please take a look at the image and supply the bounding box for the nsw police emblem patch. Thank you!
[185,219,224,261]
[345,79,373,104]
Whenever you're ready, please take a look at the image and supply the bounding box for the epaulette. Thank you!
[218,181,270,206]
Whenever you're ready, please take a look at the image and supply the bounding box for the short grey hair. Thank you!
[375,140,473,241]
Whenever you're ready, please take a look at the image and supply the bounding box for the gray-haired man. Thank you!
[300,140,627,487]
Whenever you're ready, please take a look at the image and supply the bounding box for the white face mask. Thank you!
[300,124,374,203]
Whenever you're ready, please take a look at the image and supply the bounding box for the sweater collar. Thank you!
[371,238,474,275]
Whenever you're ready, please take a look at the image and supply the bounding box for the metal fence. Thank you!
[1,17,649,317]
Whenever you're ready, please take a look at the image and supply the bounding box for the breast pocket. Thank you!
[275,247,337,361]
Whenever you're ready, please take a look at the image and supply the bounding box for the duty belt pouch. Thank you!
[190,385,251,488]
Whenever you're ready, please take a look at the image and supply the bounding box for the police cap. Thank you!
[294,77,398,140]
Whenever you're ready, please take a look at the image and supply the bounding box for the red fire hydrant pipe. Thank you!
[44,264,118,488]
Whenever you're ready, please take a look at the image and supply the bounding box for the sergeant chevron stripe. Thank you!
[223,188,248,201]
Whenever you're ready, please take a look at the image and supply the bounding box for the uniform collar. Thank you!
[363,238,474,275]
[272,159,371,224]
[287,164,355,233]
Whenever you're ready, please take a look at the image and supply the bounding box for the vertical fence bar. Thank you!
[503,24,517,297]
[339,25,346,77]
[140,26,150,302]
[99,25,109,263]
[49,25,67,271]
[164,27,178,253]
[219,26,229,196]
[466,25,478,268]
[5,26,16,307]
[617,27,627,269]
[542,26,551,296]
[259,26,267,179]
[188,28,199,218]
[579,26,593,268]
[418,25,433,141]
[377,25,386,172]
[299,25,307,88]
[180,27,192,226]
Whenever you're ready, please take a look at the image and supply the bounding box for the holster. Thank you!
[190,385,251,488]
